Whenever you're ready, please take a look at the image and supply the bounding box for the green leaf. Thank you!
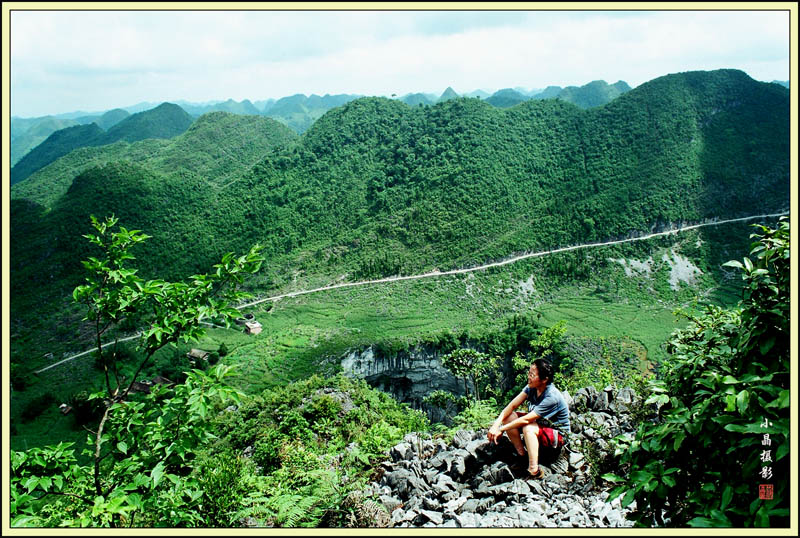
[725,394,737,412]
[688,517,716,527]
[710,509,731,526]
[673,431,686,451]
[724,423,777,434]
[117,441,128,455]
[759,335,776,355]
[23,477,39,493]
[151,462,165,488]
[720,485,733,510]
[754,506,770,527]
[621,488,637,507]
[767,390,790,409]
[735,390,750,414]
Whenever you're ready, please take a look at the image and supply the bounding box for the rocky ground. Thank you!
[362,385,644,528]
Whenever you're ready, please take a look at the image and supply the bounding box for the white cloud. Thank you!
[9,8,791,117]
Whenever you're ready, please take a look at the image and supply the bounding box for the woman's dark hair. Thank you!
[532,358,554,383]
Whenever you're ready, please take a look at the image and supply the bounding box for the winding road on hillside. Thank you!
[33,211,789,374]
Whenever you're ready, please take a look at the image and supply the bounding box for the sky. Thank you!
[8,6,792,118]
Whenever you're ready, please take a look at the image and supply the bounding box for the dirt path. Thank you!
[34,211,788,374]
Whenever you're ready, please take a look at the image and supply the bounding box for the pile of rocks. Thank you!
[362,385,644,528]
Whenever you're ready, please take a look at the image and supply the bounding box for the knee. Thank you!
[523,421,540,437]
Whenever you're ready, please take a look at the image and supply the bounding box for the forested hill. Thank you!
[9,69,789,344]
[10,103,194,185]
[11,111,298,209]
[228,68,787,277]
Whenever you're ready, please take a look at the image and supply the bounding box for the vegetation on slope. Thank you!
[605,219,789,527]
[9,69,789,369]
[10,103,195,185]
[11,111,298,208]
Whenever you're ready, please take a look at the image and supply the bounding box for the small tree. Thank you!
[11,215,264,527]
[441,348,496,401]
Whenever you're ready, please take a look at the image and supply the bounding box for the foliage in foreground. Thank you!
[603,219,790,527]
[11,216,263,527]
[211,373,429,527]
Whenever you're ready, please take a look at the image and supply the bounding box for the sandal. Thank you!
[527,466,544,480]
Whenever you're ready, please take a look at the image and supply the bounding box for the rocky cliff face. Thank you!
[359,385,643,528]
[341,345,471,408]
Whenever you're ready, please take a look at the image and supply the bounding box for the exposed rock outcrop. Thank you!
[342,345,469,407]
[361,385,643,528]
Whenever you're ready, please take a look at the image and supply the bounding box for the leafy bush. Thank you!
[604,219,789,527]
[253,429,290,473]
[211,373,428,527]
[450,398,500,432]
[195,451,253,527]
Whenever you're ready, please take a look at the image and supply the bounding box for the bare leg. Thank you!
[502,411,526,456]
[522,422,541,474]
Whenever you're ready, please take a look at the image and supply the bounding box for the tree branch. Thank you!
[94,404,112,497]
[32,490,95,505]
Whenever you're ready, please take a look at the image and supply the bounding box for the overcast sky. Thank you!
[9,7,791,118]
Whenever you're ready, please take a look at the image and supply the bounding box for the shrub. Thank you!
[196,451,251,527]
[604,219,790,527]
[450,398,499,432]
[253,429,289,473]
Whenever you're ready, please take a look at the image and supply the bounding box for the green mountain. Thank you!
[179,98,262,116]
[533,85,563,99]
[253,98,276,112]
[10,116,81,166]
[12,111,298,209]
[438,87,460,102]
[485,88,530,108]
[263,93,362,133]
[467,89,492,99]
[400,93,435,106]
[104,102,194,143]
[10,103,194,185]
[10,69,789,363]
[556,80,632,108]
[10,123,107,185]
[93,108,131,130]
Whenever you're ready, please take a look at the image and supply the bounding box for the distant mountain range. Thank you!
[10,76,789,180]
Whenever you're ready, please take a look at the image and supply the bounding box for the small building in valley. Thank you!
[187,348,210,361]
[244,320,263,335]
